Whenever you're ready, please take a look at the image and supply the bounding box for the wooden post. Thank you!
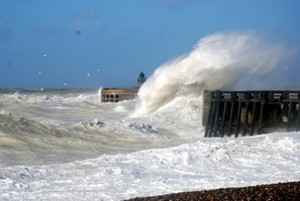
[213,100,221,137]
[287,101,292,131]
[204,100,213,137]
[208,100,216,137]
[250,102,257,136]
[220,101,227,137]
[297,102,300,131]
[258,102,264,134]
[235,101,242,138]
[242,101,250,136]
[227,101,235,137]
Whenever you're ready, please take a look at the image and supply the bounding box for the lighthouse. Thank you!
[137,72,146,88]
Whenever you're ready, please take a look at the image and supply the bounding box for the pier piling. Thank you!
[203,90,300,137]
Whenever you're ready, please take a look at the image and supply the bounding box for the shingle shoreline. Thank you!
[126,181,300,201]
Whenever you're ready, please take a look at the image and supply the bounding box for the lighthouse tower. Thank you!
[137,72,146,88]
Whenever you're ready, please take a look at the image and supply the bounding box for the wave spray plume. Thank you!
[135,31,293,115]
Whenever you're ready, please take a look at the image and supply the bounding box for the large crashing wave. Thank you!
[135,31,294,115]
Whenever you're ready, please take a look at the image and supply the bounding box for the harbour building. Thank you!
[101,72,146,102]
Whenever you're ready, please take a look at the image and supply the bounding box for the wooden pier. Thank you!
[203,90,300,137]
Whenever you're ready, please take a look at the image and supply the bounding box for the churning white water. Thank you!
[0,32,299,201]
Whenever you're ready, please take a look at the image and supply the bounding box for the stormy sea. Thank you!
[0,32,299,200]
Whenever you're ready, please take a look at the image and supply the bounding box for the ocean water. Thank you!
[0,32,299,200]
[0,88,200,167]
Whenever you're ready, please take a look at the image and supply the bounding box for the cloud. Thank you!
[0,21,11,42]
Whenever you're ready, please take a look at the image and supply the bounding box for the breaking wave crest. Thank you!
[0,89,102,106]
[135,31,294,115]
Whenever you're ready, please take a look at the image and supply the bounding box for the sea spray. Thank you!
[135,31,293,115]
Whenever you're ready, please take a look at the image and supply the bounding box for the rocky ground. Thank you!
[126,181,300,201]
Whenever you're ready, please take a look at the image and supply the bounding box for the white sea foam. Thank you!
[0,132,299,201]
